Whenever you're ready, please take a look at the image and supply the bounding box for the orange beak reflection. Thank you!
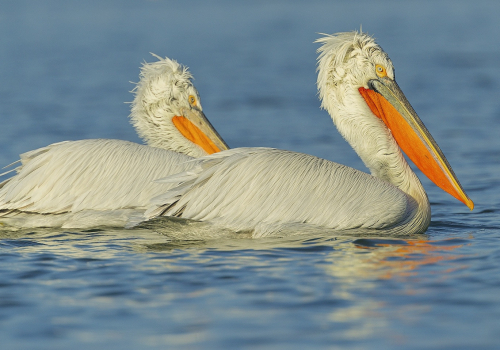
[359,80,473,210]
[353,237,469,280]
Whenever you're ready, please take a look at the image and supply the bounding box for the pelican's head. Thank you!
[316,31,473,210]
[130,54,228,157]
[316,31,395,106]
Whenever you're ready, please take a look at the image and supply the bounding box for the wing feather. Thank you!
[0,139,193,215]
[146,148,413,237]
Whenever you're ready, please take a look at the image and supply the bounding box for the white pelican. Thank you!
[144,31,473,237]
[0,55,228,228]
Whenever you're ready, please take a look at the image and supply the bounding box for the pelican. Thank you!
[144,31,473,237]
[0,55,228,228]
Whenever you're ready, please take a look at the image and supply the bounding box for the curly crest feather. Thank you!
[130,54,206,157]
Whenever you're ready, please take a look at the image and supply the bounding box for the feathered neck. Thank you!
[316,32,430,229]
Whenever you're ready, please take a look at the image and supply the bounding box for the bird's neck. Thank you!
[325,89,431,229]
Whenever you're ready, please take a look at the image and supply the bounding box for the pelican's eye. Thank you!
[188,95,197,106]
[375,64,387,78]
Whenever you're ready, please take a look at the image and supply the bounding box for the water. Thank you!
[0,0,500,349]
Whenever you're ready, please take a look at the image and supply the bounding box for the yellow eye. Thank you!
[188,95,196,106]
[375,64,387,78]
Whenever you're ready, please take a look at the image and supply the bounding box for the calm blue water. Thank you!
[1,1,500,349]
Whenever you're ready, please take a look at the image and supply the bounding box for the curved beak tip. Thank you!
[466,198,474,211]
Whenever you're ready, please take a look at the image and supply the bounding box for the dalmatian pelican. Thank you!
[0,55,228,228]
[144,31,473,237]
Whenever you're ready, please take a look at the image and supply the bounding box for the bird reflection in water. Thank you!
[327,236,471,281]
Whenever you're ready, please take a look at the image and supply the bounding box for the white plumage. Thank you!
[144,31,473,237]
[1,140,191,213]
[146,148,415,237]
[0,55,227,228]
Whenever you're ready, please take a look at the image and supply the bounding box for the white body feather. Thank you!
[146,148,424,237]
[0,140,193,227]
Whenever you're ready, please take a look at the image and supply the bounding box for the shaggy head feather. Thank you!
[316,31,394,108]
[130,54,207,157]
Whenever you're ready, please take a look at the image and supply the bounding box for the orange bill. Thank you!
[359,82,473,210]
[173,107,229,155]
[173,115,221,154]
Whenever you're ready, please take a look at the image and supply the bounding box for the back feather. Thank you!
[0,139,193,215]
[144,148,413,237]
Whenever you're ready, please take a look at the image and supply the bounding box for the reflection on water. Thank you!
[0,222,496,348]
[349,237,469,279]
[323,236,472,342]
[0,227,472,283]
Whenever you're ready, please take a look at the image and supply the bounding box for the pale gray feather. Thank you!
[146,148,415,237]
[0,139,193,216]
